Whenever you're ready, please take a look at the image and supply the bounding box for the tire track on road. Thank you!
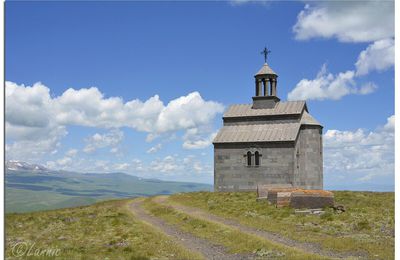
[129,199,255,260]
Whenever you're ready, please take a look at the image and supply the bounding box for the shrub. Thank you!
[355,220,371,231]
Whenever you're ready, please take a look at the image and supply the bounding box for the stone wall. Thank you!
[293,125,323,189]
[264,188,334,208]
[214,142,295,191]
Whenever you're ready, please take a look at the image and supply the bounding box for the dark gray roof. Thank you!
[223,101,306,118]
[255,63,277,75]
[213,123,300,143]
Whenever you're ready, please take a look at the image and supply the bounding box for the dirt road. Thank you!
[129,199,254,260]
[154,196,366,260]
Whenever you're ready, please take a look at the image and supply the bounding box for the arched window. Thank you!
[255,151,260,166]
[247,151,252,166]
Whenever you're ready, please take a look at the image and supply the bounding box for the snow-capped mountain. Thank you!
[6,160,48,172]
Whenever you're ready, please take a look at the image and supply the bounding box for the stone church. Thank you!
[213,59,323,192]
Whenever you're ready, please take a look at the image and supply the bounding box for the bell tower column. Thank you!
[270,78,277,96]
[263,78,269,96]
[255,78,262,96]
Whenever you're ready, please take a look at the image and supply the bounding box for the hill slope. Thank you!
[5,191,394,260]
[6,167,211,213]
[5,199,202,259]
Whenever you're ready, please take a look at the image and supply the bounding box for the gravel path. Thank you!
[154,196,367,260]
[129,199,255,260]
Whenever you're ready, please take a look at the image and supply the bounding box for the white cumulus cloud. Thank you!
[6,82,224,134]
[293,1,394,43]
[150,155,182,173]
[148,154,212,178]
[56,157,73,167]
[45,148,80,170]
[324,115,394,181]
[65,149,78,157]
[147,143,162,154]
[53,87,224,133]
[182,128,217,149]
[355,38,395,76]
[83,129,124,153]
[6,81,52,129]
[287,64,376,101]
[6,134,64,162]
[114,163,130,171]
[155,92,224,133]
[289,2,394,101]
[5,81,224,160]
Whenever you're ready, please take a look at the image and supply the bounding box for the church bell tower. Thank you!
[252,47,280,109]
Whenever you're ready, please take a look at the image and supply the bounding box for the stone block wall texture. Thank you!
[289,190,334,209]
[265,189,334,208]
[214,143,295,191]
[214,124,323,192]
[294,125,323,189]
[257,184,293,199]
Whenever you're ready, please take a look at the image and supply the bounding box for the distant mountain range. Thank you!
[6,160,49,172]
[5,161,212,213]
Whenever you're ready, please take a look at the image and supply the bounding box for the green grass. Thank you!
[5,199,202,260]
[5,190,393,259]
[169,191,394,260]
[143,197,328,260]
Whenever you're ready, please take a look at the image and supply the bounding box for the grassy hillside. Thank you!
[5,199,202,259]
[5,170,211,213]
[170,191,394,259]
[5,191,394,259]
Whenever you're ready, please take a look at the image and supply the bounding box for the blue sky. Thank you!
[5,1,394,190]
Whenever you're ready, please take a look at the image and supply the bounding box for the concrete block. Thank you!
[289,190,334,209]
[264,188,334,209]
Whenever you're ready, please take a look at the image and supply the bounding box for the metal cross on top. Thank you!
[261,47,271,63]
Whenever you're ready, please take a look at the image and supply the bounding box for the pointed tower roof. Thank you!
[255,63,277,76]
